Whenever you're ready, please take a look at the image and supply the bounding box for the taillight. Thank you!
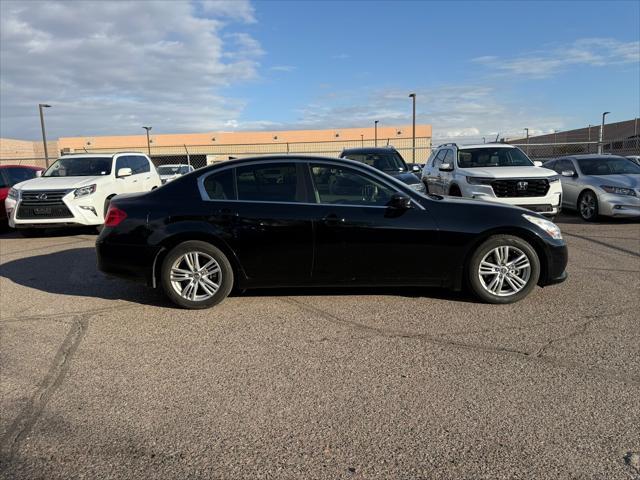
[104,205,127,227]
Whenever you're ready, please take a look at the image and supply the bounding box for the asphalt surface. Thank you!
[1,213,639,480]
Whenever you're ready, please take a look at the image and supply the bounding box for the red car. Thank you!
[0,165,43,229]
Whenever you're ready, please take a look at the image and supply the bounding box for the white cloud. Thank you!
[270,65,296,72]
[291,85,566,143]
[0,0,261,139]
[473,37,640,78]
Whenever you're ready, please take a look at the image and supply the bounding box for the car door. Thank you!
[113,155,138,194]
[306,162,440,285]
[439,148,455,194]
[202,161,314,285]
[129,155,155,190]
[426,149,446,194]
[558,158,581,208]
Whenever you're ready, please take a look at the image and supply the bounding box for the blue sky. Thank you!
[1,0,638,140]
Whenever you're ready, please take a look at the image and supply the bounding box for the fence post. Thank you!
[183,144,191,167]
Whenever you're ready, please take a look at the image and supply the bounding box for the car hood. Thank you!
[386,171,421,184]
[14,176,108,190]
[459,166,556,178]
[585,174,640,189]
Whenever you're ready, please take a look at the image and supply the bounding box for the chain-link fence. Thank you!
[508,137,639,161]
[0,136,433,170]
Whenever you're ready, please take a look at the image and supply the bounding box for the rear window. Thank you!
[203,169,235,200]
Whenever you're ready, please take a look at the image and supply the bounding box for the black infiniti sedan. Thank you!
[340,147,426,193]
[97,156,567,309]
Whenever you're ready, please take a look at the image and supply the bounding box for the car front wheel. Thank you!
[468,235,540,304]
[160,241,233,309]
[578,190,599,221]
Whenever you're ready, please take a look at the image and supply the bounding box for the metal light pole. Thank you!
[142,126,152,156]
[482,137,486,144]
[38,104,51,167]
[524,128,529,154]
[361,134,364,147]
[409,93,416,162]
[599,112,610,154]
[374,120,379,147]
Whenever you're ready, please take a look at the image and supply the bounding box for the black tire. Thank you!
[160,240,233,309]
[467,235,540,304]
[449,185,462,196]
[577,190,599,222]
[19,228,44,238]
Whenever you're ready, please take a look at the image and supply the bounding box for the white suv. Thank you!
[421,143,562,217]
[5,153,161,234]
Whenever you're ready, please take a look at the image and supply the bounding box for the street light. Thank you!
[599,112,610,154]
[409,93,416,162]
[524,128,529,154]
[38,104,51,167]
[360,134,364,147]
[374,120,379,147]
[142,126,152,156]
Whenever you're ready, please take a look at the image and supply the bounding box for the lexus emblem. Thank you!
[517,181,528,190]
[36,193,48,200]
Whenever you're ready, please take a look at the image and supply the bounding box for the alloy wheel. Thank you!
[170,251,221,302]
[579,193,596,220]
[478,246,531,297]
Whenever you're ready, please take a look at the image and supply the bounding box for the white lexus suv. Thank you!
[5,153,161,235]
[421,143,562,217]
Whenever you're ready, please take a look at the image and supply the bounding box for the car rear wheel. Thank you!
[160,241,233,309]
[578,190,599,221]
[468,235,540,304]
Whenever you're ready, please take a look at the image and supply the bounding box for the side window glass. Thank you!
[115,156,130,173]
[0,173,8,188]
[134,156,151,174]
[443,149,454,166]
[310,164,395,206]
[236,163,300,202]
[433,150,446,168]
[204,169,235,200]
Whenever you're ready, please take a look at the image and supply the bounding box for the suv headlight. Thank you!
[600,185,636,196]
[466,176,493,185]
[523,214,562,240]
[548,175,560,183]
[7,187,20,200]
[409,182,426,193]
[74,184,97,198]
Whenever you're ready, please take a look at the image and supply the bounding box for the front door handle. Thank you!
[322,213,346,225]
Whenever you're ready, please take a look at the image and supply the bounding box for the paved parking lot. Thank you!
[1,214,639,479]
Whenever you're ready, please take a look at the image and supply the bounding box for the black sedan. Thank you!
[97,156,568,309]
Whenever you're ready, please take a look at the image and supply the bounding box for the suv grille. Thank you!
[17,190,73,219]
[491,179,549,198]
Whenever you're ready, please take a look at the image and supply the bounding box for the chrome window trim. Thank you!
[197,158,425,210]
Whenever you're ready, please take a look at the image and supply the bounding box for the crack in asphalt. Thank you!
[563,232,640,258]
[0,314,88,464]
[281,298,640,387]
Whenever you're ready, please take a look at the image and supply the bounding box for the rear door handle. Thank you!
[322,213,346,225]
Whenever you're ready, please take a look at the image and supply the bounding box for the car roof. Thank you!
[58,152,147,159]
[205,154,380,172]
[454,144,516,150]
[561,154,630,160]
[341,147,398,154]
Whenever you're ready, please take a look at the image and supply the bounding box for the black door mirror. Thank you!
[389,193,412,209]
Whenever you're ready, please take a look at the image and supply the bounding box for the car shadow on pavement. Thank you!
[0,247,168,307]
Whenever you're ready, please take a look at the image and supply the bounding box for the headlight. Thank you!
[7,187,20,200]
[466,176,493,185]
[523,214,562,240]
[409,182,425,193]
[600,185,636,196]
[548,175,560,183]
[74,184,97,198]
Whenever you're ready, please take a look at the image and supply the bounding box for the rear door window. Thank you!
[129,156,151,174]
[236,163,302,203]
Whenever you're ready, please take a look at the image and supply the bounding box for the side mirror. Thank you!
[439,163,453,172]
[561,170,576,177]
[35,170,42,177]
[389,193,412,210]
[117,167,132,178]
[534,161,543,167]
[412,165,421,172]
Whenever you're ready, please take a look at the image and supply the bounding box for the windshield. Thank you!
[43,157,112,177]
[578,157,640,175]
[458,148,533,168]
[343,152,407,172]
[158,165,189,175]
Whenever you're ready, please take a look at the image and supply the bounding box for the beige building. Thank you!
[1,124,432,168]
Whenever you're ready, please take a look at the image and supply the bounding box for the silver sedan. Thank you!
[544,154,640,221]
